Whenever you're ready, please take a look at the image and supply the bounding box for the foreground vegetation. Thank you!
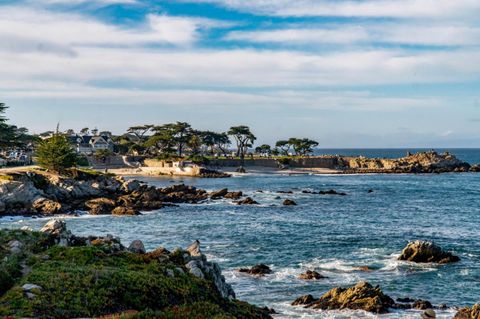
[0,228,272,319]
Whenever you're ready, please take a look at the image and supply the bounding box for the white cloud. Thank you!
[226,26,370,44]
[1,46,480,91]
[28,0,138,6]
[226,24,480,46]
[0,6,224,52]
[185,0,480,19]
[0,80,440,112]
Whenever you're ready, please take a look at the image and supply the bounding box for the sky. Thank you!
[0,0,480,147]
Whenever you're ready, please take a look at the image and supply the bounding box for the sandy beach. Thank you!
[106,165,342,177]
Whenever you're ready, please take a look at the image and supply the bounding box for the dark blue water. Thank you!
[2,150,480,318]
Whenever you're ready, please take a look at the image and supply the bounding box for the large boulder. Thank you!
[85,197,116,215]
[183,240,235,299]
[210,188,229,199]
[298,270,325,280]
[283,199,297,206]
[224,191,243,199]
[454,304,480,319]
[398,241,460,263]
[128,240,146,254]
[112,206,140,216]
[294,282,394,314]
[32,198,62,214]
[121,179,142,193]
[235,197,259,205]
[238,264,272,276]
[40,219,67,236]
[292,295,315,306]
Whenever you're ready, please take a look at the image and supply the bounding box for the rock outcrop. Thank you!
[183,240,235,300]
[340,151,471,174]
[0,222,271,319]
[298,270,325,280]
[293,282,395,314]
[454,304,480,319]
[302,189,347,196]
[238,264,272,276]
[398,241,460,264]
[283,199,297,206]
[210,188,229,199]
[0,170,211,216]
[235,197,259,205]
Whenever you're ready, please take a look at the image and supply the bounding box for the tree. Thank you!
[91,128,99,136]
[36,133,78,173]
[288,138,318,156]
[275,140,292,155]
[201,131,230,155]
[151,122,192,157]
[255,144,271,155]
[228,125,256,167]
[80,127,89,135]
[187,131,203,155]
[127,125,153,141]
[0,103,23,149]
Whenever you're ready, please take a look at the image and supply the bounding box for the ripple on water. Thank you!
[1,172,480,317]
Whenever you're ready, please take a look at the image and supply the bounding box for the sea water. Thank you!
[2,151,480,318]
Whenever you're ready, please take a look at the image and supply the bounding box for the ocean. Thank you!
[2,149,480,318]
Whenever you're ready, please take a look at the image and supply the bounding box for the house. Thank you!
[68,134,114,154]
[89,136,114,152]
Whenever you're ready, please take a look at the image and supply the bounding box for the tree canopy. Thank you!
[275,138,318,156]
[0,103,32,149]
[228,125,256,160]
[35,133,78,172]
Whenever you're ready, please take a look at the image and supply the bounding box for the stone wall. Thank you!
[208,157,340,169]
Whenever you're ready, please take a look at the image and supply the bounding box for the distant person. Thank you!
[421,309,436,319]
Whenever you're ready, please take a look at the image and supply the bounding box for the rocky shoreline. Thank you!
[337,151,474,174]
[0,220,273,318]
[1,219,478,318]
[0,169,248,216]
[235,240,473,317]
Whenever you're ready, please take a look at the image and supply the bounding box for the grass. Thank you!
[0,229,271,319]
[0,174,14,181]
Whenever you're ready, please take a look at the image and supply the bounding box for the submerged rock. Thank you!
[413,299,433,310]
[298,270,325,280]
[282,199,297,206]
[224,191,243,199]
[210,188,229,199]
[319,189,347,196]
[294,281,394,314]
[238,264,272,276]
[235,197,259,205]
[355,266,375,272]
[398,240,460,263]
[454,304,480,319]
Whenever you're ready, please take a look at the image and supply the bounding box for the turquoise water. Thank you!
[2,171,480,318]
